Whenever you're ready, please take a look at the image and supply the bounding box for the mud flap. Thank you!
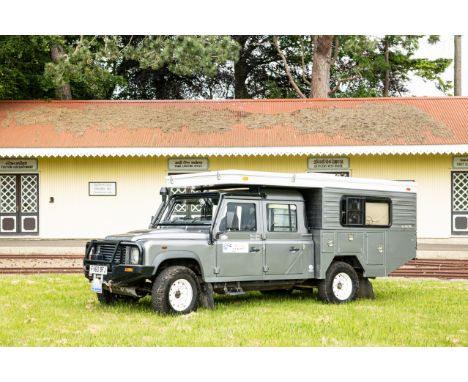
[357,277,375,299]
[199,282,215,309]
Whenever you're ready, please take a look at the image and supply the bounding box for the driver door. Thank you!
[214,199,263,278]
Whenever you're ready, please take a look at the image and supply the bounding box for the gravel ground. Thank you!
[0,258,82,268]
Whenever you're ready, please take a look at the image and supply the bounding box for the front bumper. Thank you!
[84,263,155,284]
[84,240,154,285]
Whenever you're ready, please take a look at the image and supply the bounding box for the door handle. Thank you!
[289,247,300,252]
[250,247,260,253]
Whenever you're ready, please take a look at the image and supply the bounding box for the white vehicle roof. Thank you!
[166,170,417,194]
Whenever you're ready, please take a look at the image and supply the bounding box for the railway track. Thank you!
[0,254,84,275]
[0,254,83,260]
[0,267,82,274]
[0,256,467,279]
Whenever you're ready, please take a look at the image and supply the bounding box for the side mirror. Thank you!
[209,230,222,245]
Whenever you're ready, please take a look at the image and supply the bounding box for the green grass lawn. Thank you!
[0,274,466,346]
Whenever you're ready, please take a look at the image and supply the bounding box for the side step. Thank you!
[223,282,245,296]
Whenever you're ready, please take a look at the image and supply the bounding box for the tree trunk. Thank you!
[50,43,72,100]
[232,36,251,99]
[383,36,390,97]
[234,55,250,99]
[454,35,462,96]
[311,35,333,98]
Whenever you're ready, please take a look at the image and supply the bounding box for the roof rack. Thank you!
[166,170,417,193]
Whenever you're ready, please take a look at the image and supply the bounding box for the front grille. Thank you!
[98,243,125,263]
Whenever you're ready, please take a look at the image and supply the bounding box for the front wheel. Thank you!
[318,261,359,304]
[151,266,199,315]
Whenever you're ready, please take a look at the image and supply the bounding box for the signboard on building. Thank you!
[168,158,209,173]
[308,157,349,171]
[89,182,117,196]
[0,159,38,172]
[453,156,468,169]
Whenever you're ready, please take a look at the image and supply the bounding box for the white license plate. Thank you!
[91,275,103,293]
[89,265,108,275]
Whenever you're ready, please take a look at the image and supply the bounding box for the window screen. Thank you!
[365,201,390,226]
[267,204,297,232]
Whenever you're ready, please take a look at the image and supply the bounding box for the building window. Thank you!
[341,197,391,227]
[267,204,297,232]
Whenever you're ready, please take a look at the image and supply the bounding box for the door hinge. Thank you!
[263,265,269,272]
[213,266,220,274]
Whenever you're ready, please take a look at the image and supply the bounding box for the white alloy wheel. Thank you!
[332,272,353,301]
[168,278,194,312]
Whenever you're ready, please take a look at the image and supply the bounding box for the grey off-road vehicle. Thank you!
[83,170,417,314]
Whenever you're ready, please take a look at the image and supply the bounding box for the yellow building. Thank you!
[1,98,468,243]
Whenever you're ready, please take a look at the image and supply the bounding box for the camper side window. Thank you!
[341,197,391,227]
[365,201,390,226]
[341,198,364,226]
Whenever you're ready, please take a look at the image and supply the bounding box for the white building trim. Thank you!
[1,144,468,158]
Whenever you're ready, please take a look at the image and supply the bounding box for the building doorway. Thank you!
[451,171,468,234]
[0,174,39,235]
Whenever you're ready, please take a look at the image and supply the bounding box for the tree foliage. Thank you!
[42,35,239,99]
[242,35,452,99]
[0,35,453,100]
[0,36,55,99]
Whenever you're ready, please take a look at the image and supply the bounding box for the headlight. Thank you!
[128,247,140,264]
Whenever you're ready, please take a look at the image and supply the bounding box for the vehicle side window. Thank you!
[219,202,257,232]
[341,197,391,227]
[267,204,297,232]
[341,197,364,226]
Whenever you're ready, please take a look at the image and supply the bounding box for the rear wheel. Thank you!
[152,266,199,315]
[318,261,359,304]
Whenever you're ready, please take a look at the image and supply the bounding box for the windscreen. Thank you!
[159,195,220,225]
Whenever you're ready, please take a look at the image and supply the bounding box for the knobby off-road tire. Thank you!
[318,261,359,304]
[152,266,199,315]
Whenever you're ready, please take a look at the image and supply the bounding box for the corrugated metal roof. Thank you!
[1,98,468,157]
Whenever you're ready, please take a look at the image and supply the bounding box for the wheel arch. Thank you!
[320,255,365,279]
[152,251,204,279]
[331,256,365,275]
